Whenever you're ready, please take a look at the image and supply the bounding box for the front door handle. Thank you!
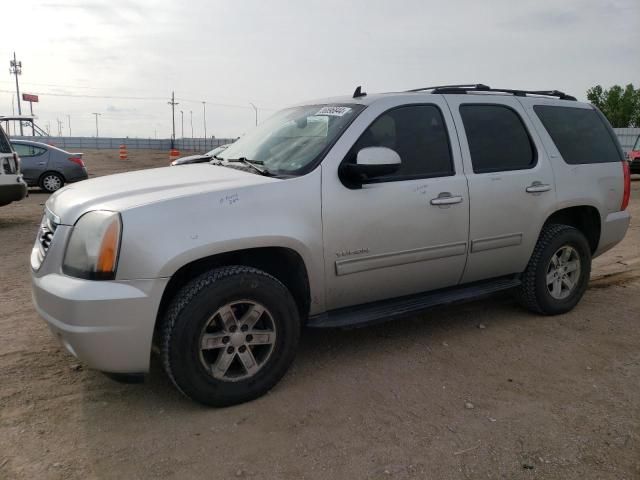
[38,162,46,165]
[430,193,463,206]
[526,182,551,193]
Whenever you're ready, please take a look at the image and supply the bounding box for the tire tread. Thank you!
[518,223,585,315]
[159,265,291,403]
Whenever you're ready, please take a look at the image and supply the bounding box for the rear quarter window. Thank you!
[0,126,12,154]
[533,105,622,164]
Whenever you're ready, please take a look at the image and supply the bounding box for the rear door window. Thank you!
[533,105,622,164]
[459,105,536,173]
[12,143,47,157]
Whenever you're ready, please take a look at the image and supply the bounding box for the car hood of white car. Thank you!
[46,164,278,225]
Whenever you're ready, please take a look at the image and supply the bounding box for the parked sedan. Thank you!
[170,144,230,166]
[10,140,88,192]
[630,135,640,174]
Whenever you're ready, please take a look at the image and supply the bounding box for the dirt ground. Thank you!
[1,151,639,480]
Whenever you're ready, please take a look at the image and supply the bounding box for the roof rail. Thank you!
[405,84,576,101]
[406,84,490,93]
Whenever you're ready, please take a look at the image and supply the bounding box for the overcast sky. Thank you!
[1,0,638,139]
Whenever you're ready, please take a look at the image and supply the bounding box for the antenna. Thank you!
[353,86,367,98]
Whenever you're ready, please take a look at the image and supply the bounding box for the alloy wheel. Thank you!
[546,245,581,300]
[198,300,276,381]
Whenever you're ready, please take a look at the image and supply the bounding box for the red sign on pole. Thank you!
[22,93,39,102]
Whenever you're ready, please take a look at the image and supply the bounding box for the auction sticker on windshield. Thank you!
[315,106,352,116]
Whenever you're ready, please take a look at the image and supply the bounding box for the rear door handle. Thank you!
[430,193,463,206]
[38,162,46,165]
[526,182,551,193]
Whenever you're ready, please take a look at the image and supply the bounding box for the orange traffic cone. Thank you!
[169,148,180,162]
[119,144,128,160]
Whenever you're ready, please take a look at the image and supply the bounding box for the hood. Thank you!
[47,164,277,225]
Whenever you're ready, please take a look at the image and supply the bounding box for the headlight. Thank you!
[62,211,122,280]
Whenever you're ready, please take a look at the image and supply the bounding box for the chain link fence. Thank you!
[614,128,640,153]
[11,136,236,151]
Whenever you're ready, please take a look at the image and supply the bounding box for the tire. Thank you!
[518,224,591,315]
[160,266,301,406]
[39,172,64,193]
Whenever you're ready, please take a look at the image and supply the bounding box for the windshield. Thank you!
[634,135,640,151]
[205,145,228,157]
[218,104,364,175]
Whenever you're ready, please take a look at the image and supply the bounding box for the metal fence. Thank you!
[10,136,236,151]
[12,130,639,154]
[614,128,640,153]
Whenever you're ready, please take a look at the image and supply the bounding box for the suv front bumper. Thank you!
[32,271,168,373]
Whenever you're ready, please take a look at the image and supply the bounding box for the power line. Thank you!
[0,88,277,110]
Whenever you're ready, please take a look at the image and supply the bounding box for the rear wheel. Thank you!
[39,172,64,193]
[160,266,300,406]
[518,224,591,315]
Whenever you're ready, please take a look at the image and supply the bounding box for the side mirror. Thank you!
[340,146,401,188]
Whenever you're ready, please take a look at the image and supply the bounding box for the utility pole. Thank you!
[91,112,101,137]
[46,121,51,136]
[190,110,193,139]
[202,101,207,140]
[249,102,258,126]
[56,118,63,136]
[9,52,23,135]
[66,115,71,136]
[168,91,178,149]
[180,110,184,139]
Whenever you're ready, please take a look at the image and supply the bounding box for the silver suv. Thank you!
[31,84,631,406]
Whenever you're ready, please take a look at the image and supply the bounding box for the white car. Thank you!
[0,124,27,206]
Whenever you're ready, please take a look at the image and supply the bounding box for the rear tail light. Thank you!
[68,156,85,167]
[621,161,630,211]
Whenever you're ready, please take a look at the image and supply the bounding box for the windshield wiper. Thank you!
[210,154,224,165]
[224,157,272,176]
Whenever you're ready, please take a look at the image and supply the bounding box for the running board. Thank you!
[307,277,521,329]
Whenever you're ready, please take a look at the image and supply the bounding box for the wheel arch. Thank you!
[38,170,66,185]
[542,205,601,254]
[154,246,311,341]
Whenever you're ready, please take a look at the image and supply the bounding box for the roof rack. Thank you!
[407,84,490,93]
[405,84,576,101]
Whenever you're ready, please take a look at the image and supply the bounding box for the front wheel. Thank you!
[518,224,591,315]
[160,266,300,406]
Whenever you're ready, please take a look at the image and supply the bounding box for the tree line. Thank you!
[587,84,639,128]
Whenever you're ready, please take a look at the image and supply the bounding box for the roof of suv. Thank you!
[301,84,583,108]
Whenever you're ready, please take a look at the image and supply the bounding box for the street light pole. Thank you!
[190,110,194,139]
[249,102,258,126]
[202,101,207,140]
[67,114,71,136]
[180,110,184,139]
[168,91,179,149]
[91,112,101,137]
[9,52,23,135]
